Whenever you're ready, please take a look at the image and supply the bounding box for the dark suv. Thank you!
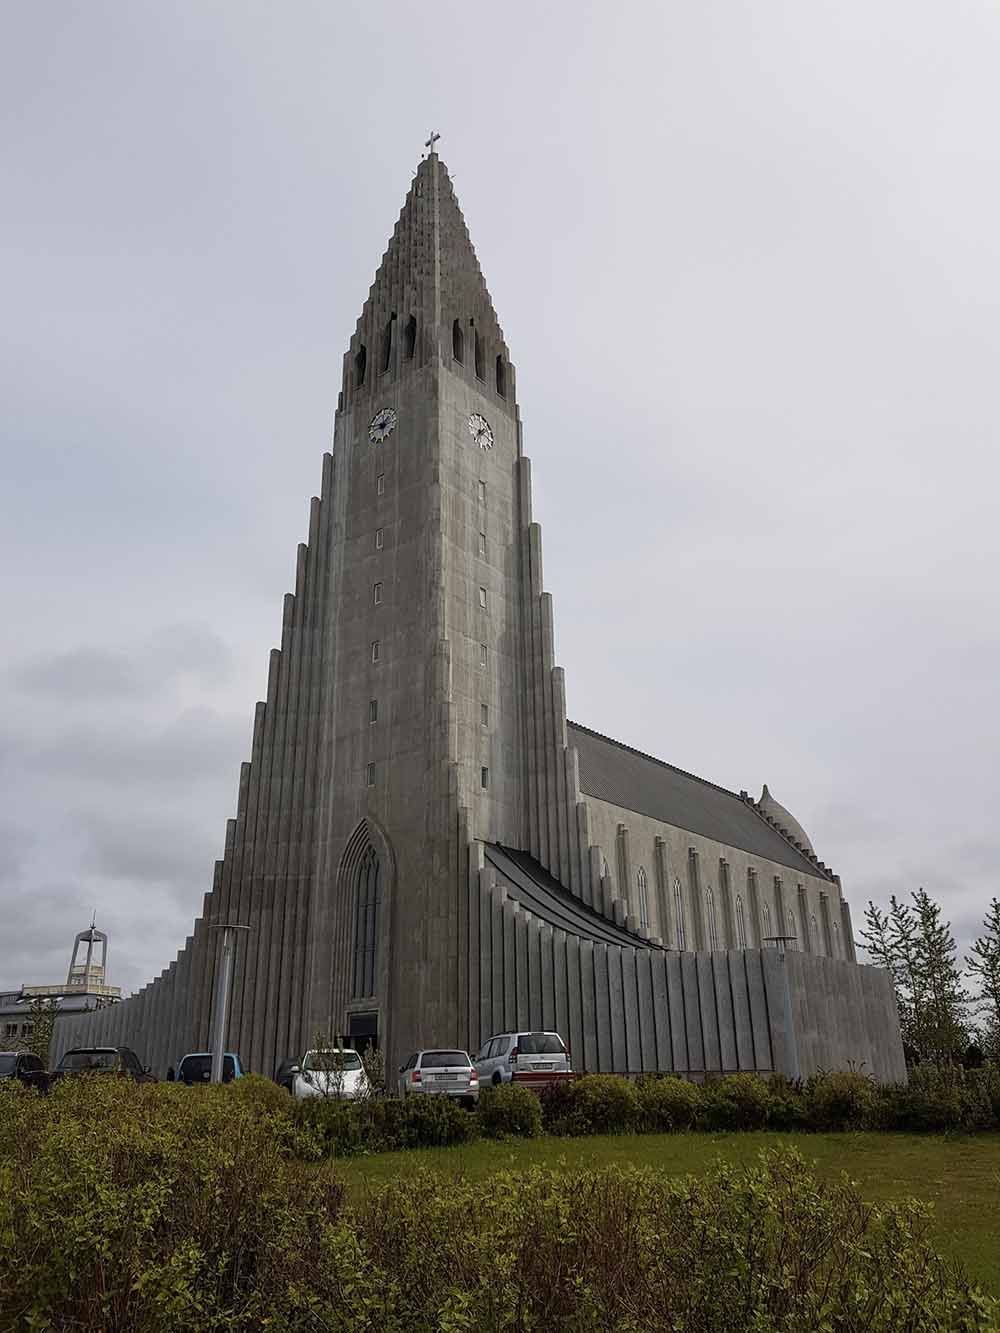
[0,1051,49,1092]
[52,1046,155,1083]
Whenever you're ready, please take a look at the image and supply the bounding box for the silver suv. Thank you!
[473,1031,570,1085]
[398,1049,479,1106]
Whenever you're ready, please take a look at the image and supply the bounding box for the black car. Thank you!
[0,1050,49,1092]
[51,1046,155,1083]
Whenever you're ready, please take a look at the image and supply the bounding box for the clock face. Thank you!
[468,413,494,450]
[369,407,397,444]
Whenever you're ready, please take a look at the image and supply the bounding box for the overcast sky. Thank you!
[2,2,998,997]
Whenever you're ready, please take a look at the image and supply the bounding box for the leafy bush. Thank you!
[229,1070,297,1115]
[805,1070,878,1130]
[876,1064,1000,1134]
[699,1072,773,1131]
[3,1079,992,1331]
[765,1074,808,1130]
[560,1073,640,1135]
[294,1091,475,1156]
[635,1075,700,1131]
[477,1082,543,1138]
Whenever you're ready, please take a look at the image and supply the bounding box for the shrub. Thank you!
[635,1075,700,1131]
[0,1081,994,1330]
[229,1071,296,1116]
[477,1082,543,1138]
[562,1073,640,1135]
[537,1075,578,1134]
[805,1070,878,1131]
[875,1063,1000,1134]
[699,1072,773,1131]
[293,1092,475,1156]
[765,1073,808,1130]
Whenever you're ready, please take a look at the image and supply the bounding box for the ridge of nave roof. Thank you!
[349,152,508,357]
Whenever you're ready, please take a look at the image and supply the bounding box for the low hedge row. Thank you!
[1,1077,994,1330]
[277,1062,1000,1154]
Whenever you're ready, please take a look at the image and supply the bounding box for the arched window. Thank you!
[351,844,381,998]
[496,355,506,398]
[474,327,484,379]
[762,902,772,942]
[787,909,797,946]
[810,913,818,952]
[832,921,841,957]
[735,894,747,948]
[637,867,649,930]
[452,318,464,363]
[673,878,686,951]
[601,856,610,881]
[706,887,720,951]
[381,313,395,373]
[404,314,417,360]
[354,343,367,387]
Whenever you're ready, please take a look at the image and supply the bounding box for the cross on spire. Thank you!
[424,130,440,156]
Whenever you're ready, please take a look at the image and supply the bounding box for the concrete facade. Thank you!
[51,150,906,1085]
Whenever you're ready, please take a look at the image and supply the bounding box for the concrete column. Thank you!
[719,859,735,947]
[653,838,671,947]
[747,868,762,947]
[688,849,706,951]
[840,896,857,963]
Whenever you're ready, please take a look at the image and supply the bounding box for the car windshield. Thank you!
[59,1050,119,1072]
[518,1033,565,1055]
[179,1055,235,1082]
[0,1055,16,1076]
[303,1051,362,1072]
[421,1051,471,1069]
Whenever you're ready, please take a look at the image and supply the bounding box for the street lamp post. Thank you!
[208,923,251,1084]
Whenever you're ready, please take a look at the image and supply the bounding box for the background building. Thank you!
[1,921,121,1046]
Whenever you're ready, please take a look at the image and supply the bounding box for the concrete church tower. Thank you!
[51,147,906,1084]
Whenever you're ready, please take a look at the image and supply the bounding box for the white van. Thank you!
[473,1031,570,1085]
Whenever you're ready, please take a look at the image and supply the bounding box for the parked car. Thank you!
[274,1057,298,1094]
[473,1031,570,1085]
[290,1048,370,1100]
[51,1047,155,1083]
[168,1052,244,1084]
[397,1049,479,1106]
[0,1050,49,1093]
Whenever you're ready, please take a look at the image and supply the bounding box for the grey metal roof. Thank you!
[568,721,829,880]
[485,844,662,949]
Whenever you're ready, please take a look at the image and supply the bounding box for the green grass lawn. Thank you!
[333,1131,1000,1295]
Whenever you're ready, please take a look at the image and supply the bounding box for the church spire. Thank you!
[339,149,515,411]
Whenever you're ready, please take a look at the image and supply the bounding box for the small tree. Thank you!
[13,997,57,1066]
[860,888,969,1064]
[966,897,1000,1061]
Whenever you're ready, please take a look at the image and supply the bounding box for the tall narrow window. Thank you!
[452,318,464,363]
[673,878,686,951]
[478,480,486,504]
[365,762,375,787]
[496,355,506,398]
[480,766,489,789]
[480,703,489,727]
[375,527,384,550]
[762,902,772,942]
[404,313,417,359]
[478,586,487,609]
[373,581,383,605]
[735,895,747,948]
[381,313,395,372]
[637,867,649,930]
[479,643,488,666]
[376,473,385,496]
[369,699,377,723]
[478,531,487,556]
[811,914,818,951]
[787,909,797,946]
[832,921,841,957]
[706,887,720,951]
[371,640,380,664]
[474,328,484,379]
[351,843,381,998]
[355,344,367,387]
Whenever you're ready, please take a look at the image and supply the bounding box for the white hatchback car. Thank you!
[397,1049,479,1106]
[291,1048,370,1100]
[473,1031,570,1086]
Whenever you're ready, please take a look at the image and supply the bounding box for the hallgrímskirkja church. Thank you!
[53,148,905,1082]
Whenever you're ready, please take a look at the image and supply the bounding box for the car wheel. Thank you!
[492,1071,502,1086]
